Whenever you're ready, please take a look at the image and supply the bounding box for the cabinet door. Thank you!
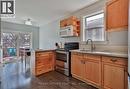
[35,52,54,76]
[106,0,128,31]
[49,53,55,70]
[103,63,126,89]
[85,60,101,86]
[71,54,85,79]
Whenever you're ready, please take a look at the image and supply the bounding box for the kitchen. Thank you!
[0,0,129,89]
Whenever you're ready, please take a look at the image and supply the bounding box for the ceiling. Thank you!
[2,0,99,26]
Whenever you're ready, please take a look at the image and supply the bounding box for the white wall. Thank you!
[39,20,60,49]
[39,0,128,51]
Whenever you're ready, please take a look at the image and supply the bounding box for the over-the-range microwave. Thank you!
[59,25,76,37]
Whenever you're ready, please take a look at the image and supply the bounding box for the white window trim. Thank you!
[82,10,108,44]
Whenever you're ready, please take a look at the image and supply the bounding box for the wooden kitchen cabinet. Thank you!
[106,0,128,31]
[71,52,102,88]
[102,56,128,89]
[84,54,102,87]
[35,51,55,76]
[60,16,79,27]
[71,52,85,80]
[71,52,128,89]
[60,16,80,36]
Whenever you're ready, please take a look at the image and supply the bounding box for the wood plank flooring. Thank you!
[0,61,97,89]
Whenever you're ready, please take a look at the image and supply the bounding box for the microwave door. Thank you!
[60,30,67,37]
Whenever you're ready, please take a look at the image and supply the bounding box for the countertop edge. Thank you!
[35,49,55,52]
[70,50,128,59]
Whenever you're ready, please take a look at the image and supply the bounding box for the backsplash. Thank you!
[80,44,128,53]
[79,30,128,53]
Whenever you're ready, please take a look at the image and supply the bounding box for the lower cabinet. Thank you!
[71,53,102,88]
[71,52,128,89]
[71,53,85,79]
[102,56,128,89]
[35,51,55,76]
[84,55,101,87]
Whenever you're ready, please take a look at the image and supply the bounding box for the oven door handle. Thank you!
[56,66,69,70]
[56,58,67,62]
[56,65,68,69]
[56,51,68,54]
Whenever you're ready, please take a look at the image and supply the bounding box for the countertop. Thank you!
[35,49,55,52]
[71,49,128,58]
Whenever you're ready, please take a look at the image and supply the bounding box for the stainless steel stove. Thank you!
[55,42,79,76]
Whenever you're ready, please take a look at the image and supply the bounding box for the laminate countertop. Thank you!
[35,49,55,52]
[71,49,128,58]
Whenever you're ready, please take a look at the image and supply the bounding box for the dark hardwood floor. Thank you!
[0,61,97,89]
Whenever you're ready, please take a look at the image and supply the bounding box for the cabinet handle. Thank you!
[81,60,85,64]
[83,60,85,64]
[83,61,86,64]
[110,58,117,62]
[81,60,83,64]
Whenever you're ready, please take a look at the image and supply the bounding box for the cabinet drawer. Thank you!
[71,52,79,55]
[36,52,50,57]
[36,54,49,58]
[102,56,127,66]
[36,55,49,59]
[86,54,101,61]
[78,53,84,56]
[43,58,51,65]
[36,64,52,75]
[43,65,52,72]
[36,52,44,56]
[36,66,44,75]
[36,59,43,66]
[36,58,51,66]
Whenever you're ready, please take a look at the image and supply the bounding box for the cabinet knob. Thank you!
[83,61,85,64]
[81,60,85,64]
[110,58,117,62]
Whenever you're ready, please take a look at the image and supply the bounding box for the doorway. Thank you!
[2,31,32,59]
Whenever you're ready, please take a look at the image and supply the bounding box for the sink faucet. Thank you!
[86,39,95,51]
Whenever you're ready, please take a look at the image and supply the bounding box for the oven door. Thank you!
[55,65,69,76]
[55,51,70,76]
[55,51,69,69]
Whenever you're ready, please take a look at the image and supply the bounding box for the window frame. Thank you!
[83,11,107,43]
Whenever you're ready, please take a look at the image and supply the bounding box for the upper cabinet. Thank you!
[106,0,128,31]
[60,16,80,37]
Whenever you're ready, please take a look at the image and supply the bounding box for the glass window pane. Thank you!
[19,33,31,48]
[85,12,105,41]
[2,32,17,57]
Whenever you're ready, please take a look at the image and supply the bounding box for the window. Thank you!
[84,12,105,41]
